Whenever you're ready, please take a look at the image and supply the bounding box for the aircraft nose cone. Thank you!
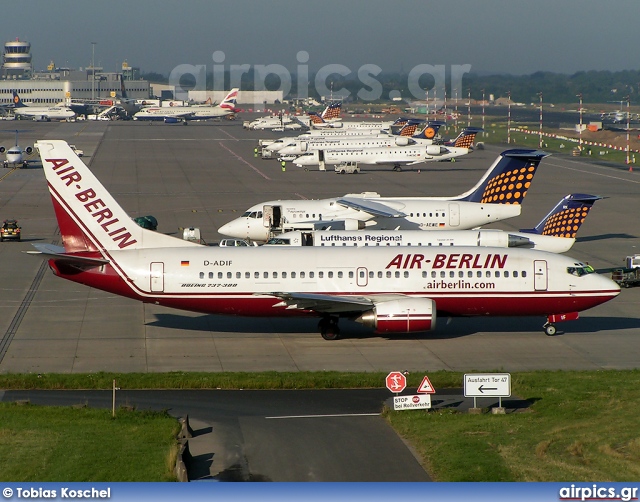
[218,220,244,238]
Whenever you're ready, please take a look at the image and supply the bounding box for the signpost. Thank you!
[393,394,431,411]
[417,375,435,394]
[385,371,407,394]
[464,373,511,410]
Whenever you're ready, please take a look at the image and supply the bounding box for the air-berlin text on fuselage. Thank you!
[386,253,507,269]
[47,158,137,249]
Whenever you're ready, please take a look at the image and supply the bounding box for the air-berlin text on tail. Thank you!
[46,158,138,249]
[386,253,508,270]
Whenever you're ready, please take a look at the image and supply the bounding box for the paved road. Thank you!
[0,119,638,374]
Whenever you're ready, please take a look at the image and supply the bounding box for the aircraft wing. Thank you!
[336,197,406,218]
[267,292,414,314]
[25,243,109,267]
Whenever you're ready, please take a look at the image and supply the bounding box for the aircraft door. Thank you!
[300,141,307,152]
[356,267,368,287]
[150,262,164,293]
[448,203,460,227]
[263,205,281,229]
[534,260,548,291]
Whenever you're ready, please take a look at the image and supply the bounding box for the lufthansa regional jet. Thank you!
[218,149,548,242]
[31,140,619,339]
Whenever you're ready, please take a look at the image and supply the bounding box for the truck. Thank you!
[334,161,360,174]
[70,145,84,157]
[611,254,640,288]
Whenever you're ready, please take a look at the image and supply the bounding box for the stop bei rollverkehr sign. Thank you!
[386,371,407,393]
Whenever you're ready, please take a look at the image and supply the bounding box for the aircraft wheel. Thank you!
[319,317,341,340]
[544,323,557,336]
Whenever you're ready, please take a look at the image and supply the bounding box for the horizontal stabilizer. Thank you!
[26,243,109,266]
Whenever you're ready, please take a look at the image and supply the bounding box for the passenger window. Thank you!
[282,272,287,278]
[218,272,223,279]
[386,271,391,278]
[459,271,464,278]
[300,271,305,278]
[395,271,400,278]
[422,271,427,278]
[440,271,445,278]
[199,272,204,279]
[485,271,491,278]
[468,271,473,278]
[254,272,259,278]
[209,272,214,279]
[236,272,241,279]
[273,272,278,278]
[291,272,296,278]
[227,272,232,279]
[504,271,509,278]
[495,271,501,278]
[432,271,436,278]
[328,271,333,278]
[318,271,323,278]
[449,271,455,278]
[245,272,250,279]
[263,272,268,278]
[404,271,409,278]
[522,271,527,278]
[513,271,518,278]
[338,271,343,278]
[309,272,314,278]
[369,271,374,278]
[477,271,482,278]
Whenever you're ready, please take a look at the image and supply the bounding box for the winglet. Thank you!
[519,194,603,237]
[456,149,550,204]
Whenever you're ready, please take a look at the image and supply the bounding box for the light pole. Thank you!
[626,95,630,166]
[577,93,583,152]
[481,88,485,137]
[467,87,471,127]
[538,91,543,148]
[507,90,511,145]
[91,42,96,101]
[453,88,458,131]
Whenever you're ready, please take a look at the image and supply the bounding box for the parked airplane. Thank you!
[132,88,239,121]
[246,113,307,131]
[276,121,446,158]
[32,140,620,339]
[291,127,481,170]
[0,130,34,168]
[11,92,75,121]
[264,194,602,254]
[219,149,548,242]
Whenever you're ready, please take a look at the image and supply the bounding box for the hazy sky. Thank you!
[10,0,640,76]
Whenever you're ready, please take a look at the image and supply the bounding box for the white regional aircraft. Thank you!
[291,127,481,170]
[31,140,620,339]
[264,194,602,254]
[1,130,34,168]
[276,121,446,158]
[219,149,547,242]
[133,88,239,121]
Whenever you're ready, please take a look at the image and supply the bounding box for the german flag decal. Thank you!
[181,261,190,267]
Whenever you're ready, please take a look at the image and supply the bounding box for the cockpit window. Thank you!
[242,211,251,217]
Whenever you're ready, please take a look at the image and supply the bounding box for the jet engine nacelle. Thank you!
[24,146,33,155]
[476,231,534,248]
[426,145,449,156]
[0,146,5,154]
[356,298,436,334]
[394,136,410,146]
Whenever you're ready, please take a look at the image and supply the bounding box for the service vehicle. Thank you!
[1,219,21,241]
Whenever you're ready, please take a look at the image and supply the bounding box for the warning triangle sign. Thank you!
[417,375,435,394]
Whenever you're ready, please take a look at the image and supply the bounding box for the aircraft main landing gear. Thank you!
[318,316,341,340]
[392,165,402,172]
[543,322,557,336]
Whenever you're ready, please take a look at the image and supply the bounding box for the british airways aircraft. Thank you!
[133,88,239,121]
[219,149,549,242]
[31,141,619,340]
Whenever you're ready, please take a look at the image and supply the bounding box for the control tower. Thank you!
[2,38,32,79]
